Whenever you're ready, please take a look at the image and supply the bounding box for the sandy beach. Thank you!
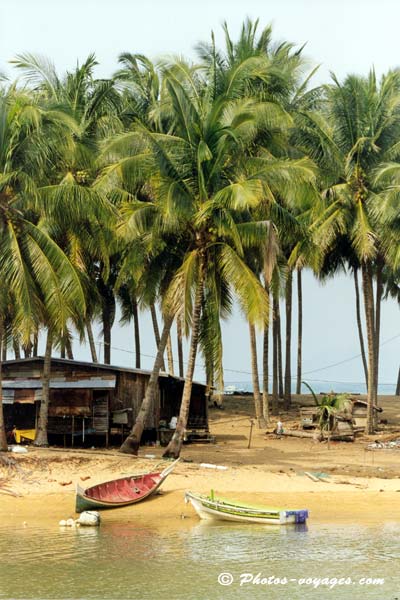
[2,395,400,528]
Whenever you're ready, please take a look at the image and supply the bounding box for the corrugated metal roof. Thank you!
[2,357,207,388]
[2,378,116,389]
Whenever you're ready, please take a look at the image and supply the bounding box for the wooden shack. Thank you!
[299,397,382,438]
[2,357,208,446]
[352,399,382,431]
[300,406,318,429]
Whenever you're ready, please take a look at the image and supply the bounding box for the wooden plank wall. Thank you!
[113,372,158,428]
[48,390,91,416]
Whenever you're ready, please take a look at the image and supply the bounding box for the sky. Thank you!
[1,0,400,390]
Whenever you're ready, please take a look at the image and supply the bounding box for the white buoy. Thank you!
[59,519,67,527]
[75,511,101,527]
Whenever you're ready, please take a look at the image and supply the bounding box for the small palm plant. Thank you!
[316,395,339,433]
[303,382,350,435]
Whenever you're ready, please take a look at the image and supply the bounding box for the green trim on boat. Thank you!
[205,493,302,513]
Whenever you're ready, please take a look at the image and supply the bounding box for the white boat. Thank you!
[224,385,245,395]
[185,491,309,525]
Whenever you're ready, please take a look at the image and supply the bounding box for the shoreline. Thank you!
[2,394,400,529]
[2,456,400,528]
[3,487,400,528]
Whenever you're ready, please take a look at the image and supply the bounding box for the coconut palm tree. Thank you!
[201,19,321,414]
[105,49,316,456]
[0,89,86,450]
[118,280,141,368]
[116,238,184,454]
[197,20,320,419]
[380,269,400,395]
[294,70,400,433]
[12,53,122,363]
[156,64,315,457]
[8,54,119,441]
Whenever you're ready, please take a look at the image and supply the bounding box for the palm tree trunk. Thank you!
[249,323,266,428]
[296,269,303,395]
[33,331,38,357]
[12,338,21,360]
[60,339,66,359]
[150,303,166,371]
[374,257,383,401]
[262,286,270,423]
[119,314,174,455]
[205,362,214,406]
[272,295,279,415]
[23,340,32,358]
[0,318,7,451]
[86,319,98,363]
[34,329,53,447]
[132,297,141,369]
[65,337,73,360]
[361,262,376,434]
[102,305,111,364]
[354,268,368,388]
[166,333,174,375]
[276,301,283,398]
[1,333,6,362]
[284,269,292,410]
[177,312,184,378]
[163,254,206,458]
[396,365,400,396]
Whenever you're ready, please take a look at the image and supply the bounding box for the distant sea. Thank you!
[223,381,397,395]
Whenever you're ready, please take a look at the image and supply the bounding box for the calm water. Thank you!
[0,518,399,600]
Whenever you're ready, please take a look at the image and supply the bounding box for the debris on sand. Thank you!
[367,439,400,450]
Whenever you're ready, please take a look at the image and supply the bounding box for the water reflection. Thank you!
[0,520,399,599]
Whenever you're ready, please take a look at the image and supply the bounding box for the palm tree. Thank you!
[111,57,307,455]
[0,89,86,449]
[113,197,188,453]
[262,283,270,421]
[176,311,184,377]
[157,62,314,457]
[118,281,141,368]
[0,291,11,450]
[149,303,166,371]
[9,55,120,441]
[198,20,319,420]
[353,266,368,386]
[34,327,53,446]
[381,269,400,395]
[284,268,293,408]
[296,269,303,394]
[206,19,320,414]
[294,70,400,433]
[13,53,122,365]
[249,323,265,426]
[116,246,182,453]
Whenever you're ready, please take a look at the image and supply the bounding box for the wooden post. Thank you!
[247,419,254,449]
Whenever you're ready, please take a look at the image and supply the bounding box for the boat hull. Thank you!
[75,460,179,513]
[185,492,308,525]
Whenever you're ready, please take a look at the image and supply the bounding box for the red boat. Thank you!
[75,459,179,513]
